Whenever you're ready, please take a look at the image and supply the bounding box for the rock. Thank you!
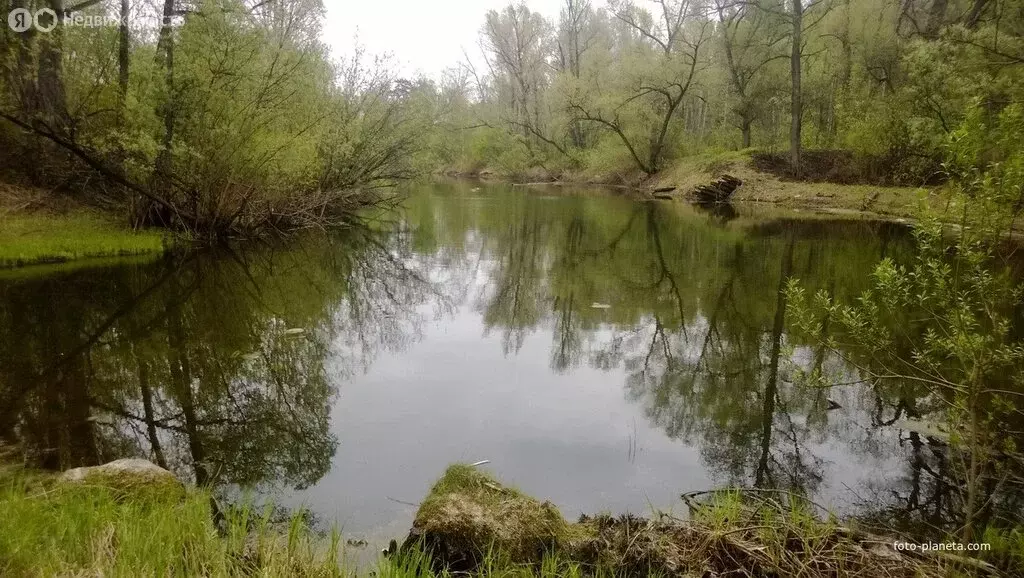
[401,464,585,571]
[61,458,184,497]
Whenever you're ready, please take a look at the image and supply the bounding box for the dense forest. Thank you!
[1,0,1022,235]
[430,0,1023,187]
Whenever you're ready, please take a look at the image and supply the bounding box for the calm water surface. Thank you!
[1,181,972,547]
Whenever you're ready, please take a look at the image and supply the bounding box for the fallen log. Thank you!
[691,174,742,203]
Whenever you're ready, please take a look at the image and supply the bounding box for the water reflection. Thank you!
[0,227,438,491]
[0,181,1020,542]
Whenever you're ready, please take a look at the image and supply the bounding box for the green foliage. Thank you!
[786,104,1024,541]
[0,0,437,235]
[425,0,1024,187]
[979,525,1024,572]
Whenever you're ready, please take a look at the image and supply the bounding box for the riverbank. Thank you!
[441,150,932,221]
[652,150,931,219]
[0,462,347,577]
[400,465,1015,577]
[4,458,1019,577]
[0,183,169,269]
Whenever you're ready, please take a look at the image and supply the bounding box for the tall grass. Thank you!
[0,466,667,578]
[0,470,341,577]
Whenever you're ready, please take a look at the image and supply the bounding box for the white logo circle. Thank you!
[7,8,31,32]
[34,7,58,32]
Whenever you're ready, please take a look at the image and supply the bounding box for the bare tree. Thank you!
[557,0,597,147]
[715,0,788,147]
[482,4,550,145]
[571,0,712,174]
[747,0,833,176]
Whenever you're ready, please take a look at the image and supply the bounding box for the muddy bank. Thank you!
[397,464,994,577]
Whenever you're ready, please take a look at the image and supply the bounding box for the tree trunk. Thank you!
[37,0,68,127]
[741,118,752,148]
[789,0,803,177]
[138,359,168,469]
[118,0,130,104]
[925,0,949,38]
[756,236,795,487]
[166,288,209,486]
[154,0,176,192]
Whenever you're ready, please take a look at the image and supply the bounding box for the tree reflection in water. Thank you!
[1,181,1021,540]
[401,182,1024,537]
[0,225,441,491]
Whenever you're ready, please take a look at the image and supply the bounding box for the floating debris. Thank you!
[590,302,611,309]
[892,418,951,441]
[470,460,490,467]
[346,538,368,548]
[283,328,305,336]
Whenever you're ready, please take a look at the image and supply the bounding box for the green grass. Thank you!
[0,211,168,269]
[5,463,1017,577]
[0,469,345,577]
[0,464,657,578]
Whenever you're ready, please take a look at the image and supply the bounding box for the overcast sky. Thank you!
[321,0,576,79]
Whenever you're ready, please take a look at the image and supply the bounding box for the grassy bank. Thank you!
[3,462,1022,577]
[0,185,168,269]
[0,468,343,577]
[652,150,931,219]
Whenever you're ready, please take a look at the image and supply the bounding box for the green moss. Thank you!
[59,459,187,502]
[0,211,168,269]
[412,465,592,567]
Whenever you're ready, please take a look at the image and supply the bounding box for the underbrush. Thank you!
[750,149,945,186]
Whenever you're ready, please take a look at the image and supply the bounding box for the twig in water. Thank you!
[386,496,419,507]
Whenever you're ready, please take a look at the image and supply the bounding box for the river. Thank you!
[0,180,1004,550]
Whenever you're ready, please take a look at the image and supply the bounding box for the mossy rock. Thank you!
[403,464,591,570]
[59,458,185,500]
